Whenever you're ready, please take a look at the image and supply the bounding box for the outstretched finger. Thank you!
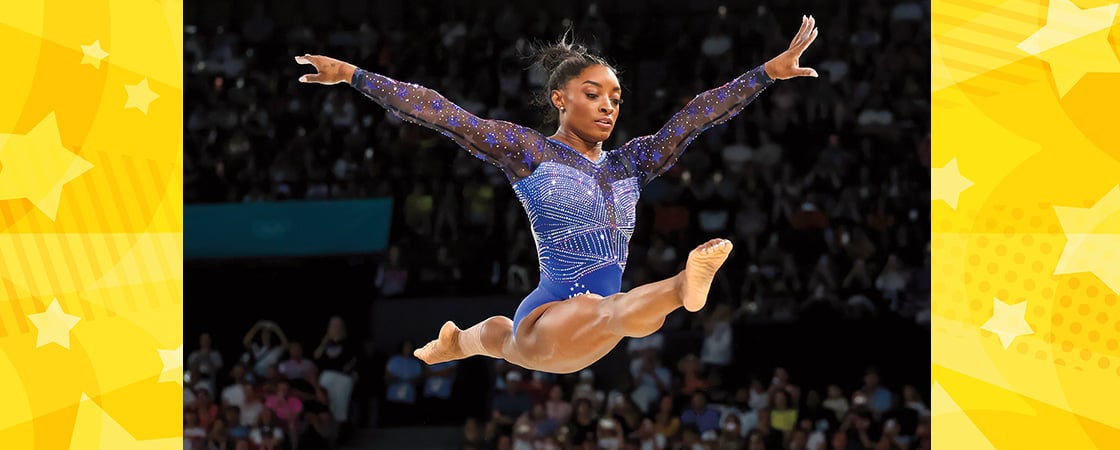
[795,27,819,54]
[298,73,323,83]
[798,16,816,45]
[295,54,323,83]
[295,54,324,70]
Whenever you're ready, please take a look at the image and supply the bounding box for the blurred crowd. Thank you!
[373,326,931,450]
[184,319,362,450]
[464,361,931,450]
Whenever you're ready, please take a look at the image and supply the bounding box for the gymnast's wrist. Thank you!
[344,64,358,85]
[759,63,777,83]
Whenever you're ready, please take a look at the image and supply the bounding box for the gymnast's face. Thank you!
[553,64,622,143]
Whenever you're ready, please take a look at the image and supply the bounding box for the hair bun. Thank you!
[532,29,585,73]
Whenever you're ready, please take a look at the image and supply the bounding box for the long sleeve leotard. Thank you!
[350,65,773,330]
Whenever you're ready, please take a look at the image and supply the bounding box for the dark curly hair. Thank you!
[524,29,619,125]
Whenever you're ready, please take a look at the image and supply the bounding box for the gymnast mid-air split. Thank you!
[297,16,820,374]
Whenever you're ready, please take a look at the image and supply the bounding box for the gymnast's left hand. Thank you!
[763,15,820,80]
[294,54,357,85]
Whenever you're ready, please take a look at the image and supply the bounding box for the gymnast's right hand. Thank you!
[294,54,357,85]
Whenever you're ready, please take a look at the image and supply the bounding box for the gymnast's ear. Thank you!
[551,90,565,111]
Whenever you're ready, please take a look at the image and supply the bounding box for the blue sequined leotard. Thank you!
[350,65,774,334]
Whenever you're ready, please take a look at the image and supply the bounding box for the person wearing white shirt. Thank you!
[700,305,734,371]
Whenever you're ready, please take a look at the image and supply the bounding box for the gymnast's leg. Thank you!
[414,239,733,371]
[413,288,553,366]
[413,316,526,366]
[598,238,733,337]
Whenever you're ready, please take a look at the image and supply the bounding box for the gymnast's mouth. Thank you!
[594,118,613,128]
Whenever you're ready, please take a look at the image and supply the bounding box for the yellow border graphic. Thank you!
[1,0,183,447]
[933,0,1120,448]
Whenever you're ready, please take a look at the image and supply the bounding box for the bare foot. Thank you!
[682,238,733,312]
[414,321,465,365]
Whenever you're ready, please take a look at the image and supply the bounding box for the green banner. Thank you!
[185,199,392,259]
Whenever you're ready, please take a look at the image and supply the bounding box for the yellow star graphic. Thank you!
[931,158,973,210]
[80,40,108,69]
[27,298,81,349]
[157,345,182,385]
[1053,185,1120,294]
[124,78,159,115]
[1016,0,1120,98]
[980,297,1034,349]
[0,113,94,221]
[70,393,181,450]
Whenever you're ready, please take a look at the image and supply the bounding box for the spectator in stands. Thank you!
[374,245,409,297]
[512,414,536,449]
[241,320,290,379]
[681,391,721,436]
[596,416,625,450]
[875,254,910,310]
[522,370,557,405]
[902,385,929,419]
[545,384,573,425]
[652,394,681,445]
[239,382,265,428]
[753,408,785,450]
[717,413,745,450]
[787,427,810,450]
[822,385,849,423]
[221,363,250,410]
[223,406,250,442]
[298,409,337,450]
[568,397,598,447]
[799,389,838,432]
[631,353,672,415]
[769,389,799,435]
[700,304,734,378]
[206,416,235,450]
[249,407,286,450]
[184,408,207,450]
[678,354,709,398]
[571,369,604,412]
[491,370,533,437]
[264,379,303,442]
[769,367,801,404]
[188,332,224,394]
[194,385,220,430]
[461,417,486,449]
[859,367,893,419]
[278,342,316,383]
[421,358,456,405]
[680,425,707,450]
[258,363,284,396]
[384,339,423,425]
[315,316,358,429]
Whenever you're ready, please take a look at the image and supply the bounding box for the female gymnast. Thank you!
[297,16,819,374]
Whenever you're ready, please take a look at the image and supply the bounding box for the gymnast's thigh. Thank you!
[512,286,563,337]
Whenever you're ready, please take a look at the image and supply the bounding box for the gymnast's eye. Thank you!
[586,93,599,100]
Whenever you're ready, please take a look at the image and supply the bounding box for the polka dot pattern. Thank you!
[935,202,1119,377]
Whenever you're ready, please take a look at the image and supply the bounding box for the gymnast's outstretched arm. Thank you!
[620,15,820,183]
[295,54,546,180]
